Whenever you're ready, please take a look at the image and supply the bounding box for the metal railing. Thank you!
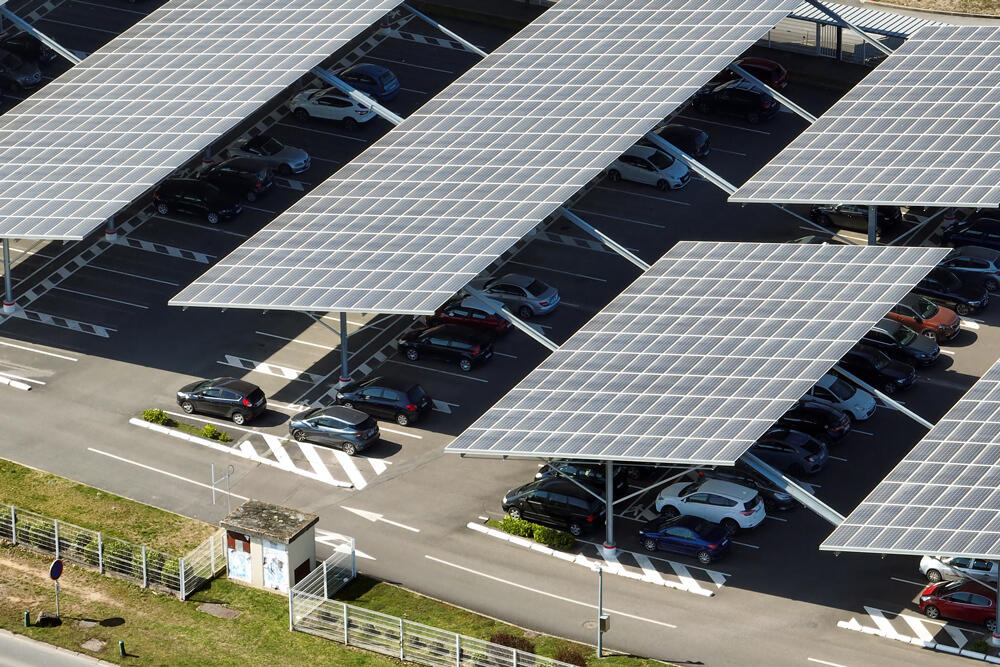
[0,504,224,599]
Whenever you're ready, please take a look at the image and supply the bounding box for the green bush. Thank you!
[131,546,147,579]
[15,518,31,545]
[554,646,588,666]
[142,408,174,426]
[161,557,180,588]
[500,515,535,538]
[146,550,166,583]
[74,532,100,566]
[104,539,134,575]
[0,506,10,540]
[489,632,535,654]
[29,520,54,551]
[532,524,575,551]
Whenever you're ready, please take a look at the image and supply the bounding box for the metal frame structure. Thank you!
[0,5,80,65]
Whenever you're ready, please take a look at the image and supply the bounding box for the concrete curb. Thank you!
[466,522,714,597]
[837,618,1000,662]
[0,375,31,391]
[0,628,114,666]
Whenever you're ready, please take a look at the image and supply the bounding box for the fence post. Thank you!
[323,561,329,599]
[179,557,186,599]
[513,648,518,667]
[288,587,294,631]
[455,634,461,667]
[210,535,216,574]
[97,532,103,573]
[343,603,349,644]
[399,618,404,661]
[9,505,14,545]
[53,520,59,558]
[351,537,356,579]
[141,547,148,588]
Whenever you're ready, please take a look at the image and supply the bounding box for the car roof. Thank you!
[214,378,261,395]
[898,292,926,308]
[815,374,838,390]
[955,245,1000,260]
[456,296,491,311]
[623,145,660,160]
[694,478,757,500]
[218,156,267,170]
[358,375,415,392]
[738,56,781,70]
[873,317,902,335]
[343,62,389,76]
[656,123,702,137]
[717,79,764,94]
[847,343,880,360]
[314,405,369,425]
[491,273,533,288]
[423,323,492,341]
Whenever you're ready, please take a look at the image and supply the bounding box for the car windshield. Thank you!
[872,352,889,370]
[647,151,674,170]
[894,326,917,346]
[526,280,548,297]
[828,378,855,401]
[935,270,961,290]
[379,72,396,85]
[259,138,283,155]
[407,385,427,402]
[918,297,939,319]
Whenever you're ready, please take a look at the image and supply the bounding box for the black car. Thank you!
[153,178,243,224]
[535,461,629,497]
[837,344,916,395]
[502,478,604,536]
[777,399,851,443]
[913,268,988,316]
[692,80,778,124]
[335,376,431,426]
[197,157,273,202]
[288,406,379,455]
[397,324,494,372]
[0,34,58,65]
[862,318,940,366]
[176,377,266,425]
[942,218,1000,251]
[751,428,829,476]
[0,49,40,89]
[644,123,710,158]
[809,205,902,234]
[694,464,807,511]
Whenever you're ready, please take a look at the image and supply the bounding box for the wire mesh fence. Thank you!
[0,504,224,599]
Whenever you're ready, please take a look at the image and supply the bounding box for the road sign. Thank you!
[49,559,63,580]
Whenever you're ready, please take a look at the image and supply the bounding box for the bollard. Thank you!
[119,640,126,657]
[23,611,29,627]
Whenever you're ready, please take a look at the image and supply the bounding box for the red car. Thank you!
[431,297,511,333]
[919,579,997,631]
[887,293,961,343]
[712,56,788,90]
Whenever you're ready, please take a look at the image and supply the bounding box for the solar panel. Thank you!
[0,0,400,240]
[171,0,804,314]
[823,358,1000,559]
[732,25,1000,208]
[445,242,947,465]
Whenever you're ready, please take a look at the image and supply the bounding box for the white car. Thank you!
[654,479,766,533]
[804,374,876,421]
[607,145,690,190]
[920,555,998,584]
[290,88,374,129]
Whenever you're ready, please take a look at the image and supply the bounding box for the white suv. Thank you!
[654,479,766,533]
[290,88,374,129]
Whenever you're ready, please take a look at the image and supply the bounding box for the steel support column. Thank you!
[805,0,893,56]
[741,453,844,526]
[338,313,350,388]
[402,3,487,57]
[867,206,878,246]
[890,207,948,246]
[992,562,1000,647]
[311,67,404,126]
[105,215,117,242]
[2,238,13,313]
[832,364,934,429]
[557,207,649,270]
[463,287,558,351]
[603,460,615,558]
[728,64,817,123]
[0,7,81,65]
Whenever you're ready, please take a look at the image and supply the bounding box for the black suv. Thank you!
[692,80,777,124]
[336,376,432,426]
[862,318,939,366]
[535,461,628,496]
[153,179,242,224]
[778,399,850,443]
[397,324,494,372]
[0,34,58,65]
[197,157,273,202]
[913,268,988,316]
[838,344,916,395]
[809,205,902,234]
[751,428,829,476]
[502,478,605,536]
[176,377,266,425]
[942,218,1000,251]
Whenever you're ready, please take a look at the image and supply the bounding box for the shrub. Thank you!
[15,519,31,545]
[161,558,180,588]
[0,506,11,540]
[131,546,147,579]
[74,532,100,566]
[500,515,535,538]
[554,646,588,666]
[532,525,575,551]
[199,424,231,441]
[146,550,166,582]
[488,632,535,654]
[142,408,173,425]
[29,520,55,551]
[103,540,133,575]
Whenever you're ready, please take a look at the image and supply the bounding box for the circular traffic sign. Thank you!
[49,559,63,580]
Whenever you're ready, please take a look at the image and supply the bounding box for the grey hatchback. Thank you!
[482,274,559,318]
[288,406,379,455]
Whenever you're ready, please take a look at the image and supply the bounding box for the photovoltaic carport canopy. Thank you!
[0,0,401,240]
[170,0,804,314]
[823,358,1000,559]
[445,242,947,466]
[731,25,1000,208]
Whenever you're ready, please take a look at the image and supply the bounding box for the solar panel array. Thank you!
[732,25,1000,208]
[0,0,400,240]
[445,242,947,465]
[823,358,1000,558]
[171,0,804,314]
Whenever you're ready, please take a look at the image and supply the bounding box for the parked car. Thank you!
[643,123,710,158]
[777,399,851,443]
[837,344,916,395]
[481,274,559,318]
[637,515,730,563]
[750,427,829,475]
[809,205,902,234]
[607,145,690,190]
[176,377,266,425]
[0,33,58,65]
[887,293,961,342]
[397,324,494,372]
[334,63,399,101]
[862,318,940,366]
[229,135,310,175]
[535,461,629,496]
[502,478,605,536]
[152,179,242,224]
[921,555,999,584]
[197,157,273,202]
[0,49,40,88]
[654,479,766,533]
[289,87,374,129]
[803,374,876,422]
[335,376,431,426]
[938,246,1000,291]
[431,296,511,334]
[942,218,1000,250]
[692,80,778,124]
[913,268,988,316]
[288,406,379,455]
[695,464,812,511]
[712,56,789,90]
[919,579,997,631]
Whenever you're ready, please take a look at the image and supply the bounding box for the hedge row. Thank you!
[499,516,575,550]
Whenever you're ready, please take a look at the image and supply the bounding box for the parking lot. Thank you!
[0,2,994,665]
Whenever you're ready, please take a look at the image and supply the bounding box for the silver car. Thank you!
[482,274,559,318]
[920,555,998,584]
[228,135,310,175]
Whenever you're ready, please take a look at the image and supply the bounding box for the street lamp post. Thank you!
[597,565,603,658]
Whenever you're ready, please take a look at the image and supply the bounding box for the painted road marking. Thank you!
[332,450,368,489]
[380,426,422,440]
[573,206,667,229]
[507,260,607,282]
[633,554,666,585]
[890,577,926,587]
[315,528,375,560]
[12,309,114,338]
[52,286,148,309]
[342,506,419,532]
[865,607,902,639]
[154,216,249,239]
[243,204,277,215]
[960,319,980,329]
[712,147,747,157]
[0,371,44,385]
[219,354,324,384]
[593,186,691,206]
[0,340,77,361]
[273,176,309,190]
[899,614,936,643]
[671,563,710,596]
[276,122,367,143]
[87,448,251,499]
[368,56,452,73]
[256,330,338,351]
[119,236,212,263]
[808,659,847,667]
[261,433,295,469]
[366,457,388,474]
[432,399,460,414]
[299,442,338,485]
[676,114,771,135]
[387,360,489,382]
[86,264,180,286]
[943,625,968,648]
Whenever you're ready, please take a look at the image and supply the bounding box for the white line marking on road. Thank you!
[308,155,342,164]
[387,359,489,382]
[38,16,119,34]
[829,455,848,462]
[731,540,759,549]
[676,115,771,135]
[600,550,626,575]
[0,371,44,385]
[162,410,277,438]
[368,56,452,73]
[899,614,936,643]
[365,457,388,474]
[342,506,419,532]
[243,204,277,215]
[852,429,873,436]
[72,0,147,14]
[265,399,312,413]
[940,349,955,355]
[380,426,423,440]
[276,122,367,143]
[960,319,980,329]
[890,577,927,587]
[425,555,677,628]
[86,264,180,286]
[87,447,250,499]
[593,186,691,206]
[865,607,901,639]
[632,553,666,585]
[52,286,147,309]
[944,624,968,648]
[156,216,248,238]
[671,563,710,596]
[963,316,984,323]
[712,147,747,157]
[219,354,323,383]
[332,450,368,489]
[766,515,788,522]
[808,659,848,667]
[494,351,517,359]
[0,340,77,361]
[431,399,460,414]
[572,207,667,229]
[239,441,257,458]
[400,87,427,95]
[261,433,294,468]
[256,330,338,351]
[507,260,606,282]
[315,528,376,560]
[558,301,588,310]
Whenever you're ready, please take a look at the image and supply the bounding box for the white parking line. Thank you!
[573,207,667,229]
[900,614,937,643]
[86,265,180,286]
[593,186,691,206]
[368,56,452,73]
[299,442,338,484]
[332,449,368,489]
[494,351,518,359]
[829,455,848,462]
[39,17,120,34]
[712,147,747,157]
[676,115,771,135]
[380,426,423,440]
[266,399,312,413]
[0,340,77,361]
[261,433,295,468]
[766,515,788,522]
[52,286,147,309]
[387,359,489,382]
[308,155,343,165]
[255,330,338,351]
[852,429,873,436]
[400,87,427,95]
[731,540,759,549]
[155,216,249,238]
[807,659,847,667]
[276,122,367,143]
[890,576,927,587]
[507,260,606,282]
[162,410,276,438]
[243,204,278,215]
[87,448,251,500]
[363,457,389,474]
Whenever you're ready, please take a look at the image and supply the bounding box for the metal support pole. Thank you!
[311,67,405,126]
[323,560,329,598]
[338,313,350,388]
[399,618,405,660]
[304,311,343,339]
[2,238,15,313]
[868,206,878,246]
[350,537,357,578]
[603,461,615,558]
[558,207,650,270]
[211,463,216,506]
[402,4,488,57]
[597,567,604,658]
[54,580,60,618]
[9,505,15,545]
[774,204,859,245]
[105,215,117,242]
[53,520,59,558]
[141,546,148,588]
[288,586,295,631]
[890,207,948,246]
[179,557,186,599]
[463,287,559,351]
[97,533,103,573]
[832,365,934,429]
[728,64,817,123]
[805,0,893,56]
[455,633,460,667]
[344,603,350,644]
[0,7,81,64]
[741,453,844,526]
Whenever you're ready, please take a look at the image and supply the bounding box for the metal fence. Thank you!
[0,504,224,599]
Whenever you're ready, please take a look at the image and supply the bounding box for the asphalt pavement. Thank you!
[0,630,103,667]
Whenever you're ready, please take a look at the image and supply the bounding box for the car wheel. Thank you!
[721,518,739,535]
[696,550,712,565]
[656,179,669,191]
[395,412,410,427]
[923,605,940,620]
[405,348,419,361]
[278,164,292,176]
[342,442,357,456]
[568,522,583,537]
[988,618,997,633]
[245,191,257,202]
[180,401,195,414]
[508,507,521,520]
[293,107,310,121]
[926,569,942,583]
[922,329,937,340]
[642,538,657,552]
[956,303,971,316]
[292,429,307,442]
[746,111,760,124]
[517,305,533,319]
[231,411,247,425]
[206,212,220,225]
[882,382,897,395]
[156,202,169,215]
[987,278,999,292]
[607,169,621,183]
[661,506,680,519]
[342,117,358,131]
[458,358,472,372]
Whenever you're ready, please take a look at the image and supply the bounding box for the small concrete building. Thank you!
[221,500,318,594]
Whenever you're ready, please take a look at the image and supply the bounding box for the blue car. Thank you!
[637,515,730,564]
[336,63,399,102]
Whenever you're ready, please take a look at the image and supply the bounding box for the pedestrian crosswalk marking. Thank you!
[299,442,338,485]
[262,433,294,469]
[899,614,936,643]
[600,550,626,576]
[839,604,981,652]
[218,354,324,384]
[672,563,710,597]
[633,553,666,585]
[865,607,902,640]
[332,449,368,490]
[943,625,968,649]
